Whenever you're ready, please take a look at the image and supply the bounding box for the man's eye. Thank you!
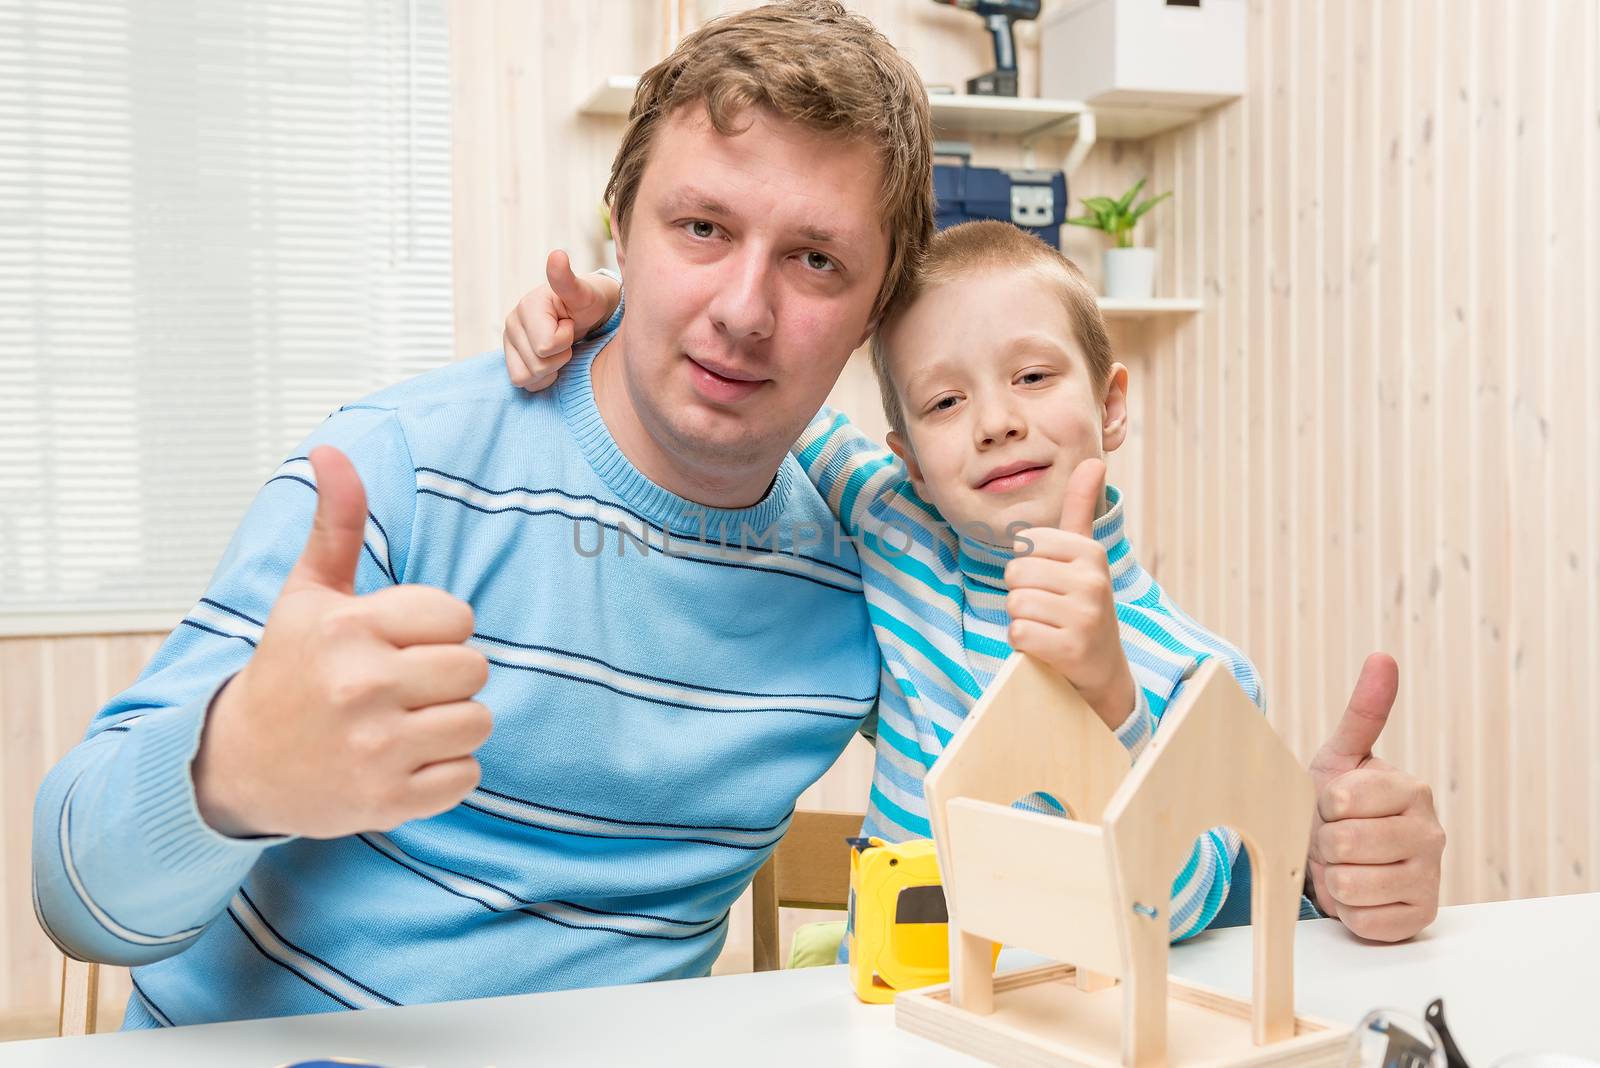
[687,220,716,239]
[804,250,836,271]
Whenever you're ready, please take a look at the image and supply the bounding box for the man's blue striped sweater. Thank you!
[31,327,880,1027]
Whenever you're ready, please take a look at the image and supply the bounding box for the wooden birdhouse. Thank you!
[896,654,1351,1067]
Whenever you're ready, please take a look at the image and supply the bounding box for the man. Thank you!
[33,0,1440,1031]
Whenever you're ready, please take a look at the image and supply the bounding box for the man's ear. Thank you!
[886,429,925,490]
[610,209,626,274]
[854,316,880,351]
[1100,363,1131,454]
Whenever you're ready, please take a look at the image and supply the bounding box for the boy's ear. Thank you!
[885,430,925,489]
[1100,363,1131,454]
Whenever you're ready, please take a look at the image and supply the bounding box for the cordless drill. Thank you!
[931,0,1042,97]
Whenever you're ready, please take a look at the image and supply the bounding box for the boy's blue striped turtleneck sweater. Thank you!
[793,410,1269,940]
[31,323,880,1028]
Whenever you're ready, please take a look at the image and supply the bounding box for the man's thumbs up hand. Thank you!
[1004,458,1136,732]
[1310,652,1398,790]
[1306,653,1446,943]
[283,447,369,596]
[193,447,493,840]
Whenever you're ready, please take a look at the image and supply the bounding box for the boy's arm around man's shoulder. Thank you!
[32,406,421,966]
[791,407,910,541]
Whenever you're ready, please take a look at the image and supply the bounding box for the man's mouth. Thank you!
[686,354,766,403]
[976,461,1051,493]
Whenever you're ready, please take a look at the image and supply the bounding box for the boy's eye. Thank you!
[687,220,717,239]
[1018,370,1052,386]
[803,250,836,272]
[930,395,960,413]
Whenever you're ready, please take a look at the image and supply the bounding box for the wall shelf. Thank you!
[578,75,646,116]
[580,76,1099,175]
[578,78,1206,315]
[580,66,1229,176]
[926,92,1088,137]
[1085,103,1215,140]
[580,75,1091,132]
[1096,298,1202,320]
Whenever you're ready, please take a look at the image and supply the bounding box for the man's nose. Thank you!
[706,247,776,343]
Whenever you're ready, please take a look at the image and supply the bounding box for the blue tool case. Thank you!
[933,146,1069,248]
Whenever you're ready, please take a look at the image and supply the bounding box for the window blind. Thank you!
[0,0,453,636]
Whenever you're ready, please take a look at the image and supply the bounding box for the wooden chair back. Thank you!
[58,957,100,1037]
[750,809,864,971]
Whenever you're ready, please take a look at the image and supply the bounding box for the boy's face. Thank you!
[609,105,890,490]
[883,265,1129,539]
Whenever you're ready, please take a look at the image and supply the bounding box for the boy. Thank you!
[506,220,1270,942]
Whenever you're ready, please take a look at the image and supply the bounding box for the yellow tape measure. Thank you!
[845,836,999,1004]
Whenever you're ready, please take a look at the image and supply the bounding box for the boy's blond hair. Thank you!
[605,0,935,325]
[869,220,1115,437]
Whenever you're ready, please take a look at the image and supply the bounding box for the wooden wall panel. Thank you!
[1136,0,1600,908]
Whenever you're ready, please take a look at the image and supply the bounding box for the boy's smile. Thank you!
[975,458,1053,493]
[882,264,1129,540]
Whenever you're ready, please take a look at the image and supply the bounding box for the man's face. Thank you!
[884,265,1128,539]
[611,105,890,490]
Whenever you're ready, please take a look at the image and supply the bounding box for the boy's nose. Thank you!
[977,411,1027,448]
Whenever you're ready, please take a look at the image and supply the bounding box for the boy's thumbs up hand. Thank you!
[193,447,493,840]
[1058,456,1106,537]
[1305,653,1445,942]
[1004,457,1136,731]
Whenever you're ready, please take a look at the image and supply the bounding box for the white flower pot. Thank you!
[1102,247,1157,301]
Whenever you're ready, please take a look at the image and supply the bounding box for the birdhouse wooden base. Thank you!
[896,963,1347,1068]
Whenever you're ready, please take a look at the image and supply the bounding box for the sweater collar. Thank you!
[556,332,797,541]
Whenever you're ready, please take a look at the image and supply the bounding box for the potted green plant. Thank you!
[1067,178,1171,301]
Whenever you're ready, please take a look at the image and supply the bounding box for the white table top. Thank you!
[4,893,1597,1067]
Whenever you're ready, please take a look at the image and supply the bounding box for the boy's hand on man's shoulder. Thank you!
[503,250,621,393]
[1003,458,1137,732]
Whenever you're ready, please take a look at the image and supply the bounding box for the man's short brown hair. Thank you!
[869,220,1115,436]
[604,0,934,325]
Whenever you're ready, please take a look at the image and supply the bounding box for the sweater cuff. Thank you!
[1113,685,1154,761]
[128,681,291,878]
